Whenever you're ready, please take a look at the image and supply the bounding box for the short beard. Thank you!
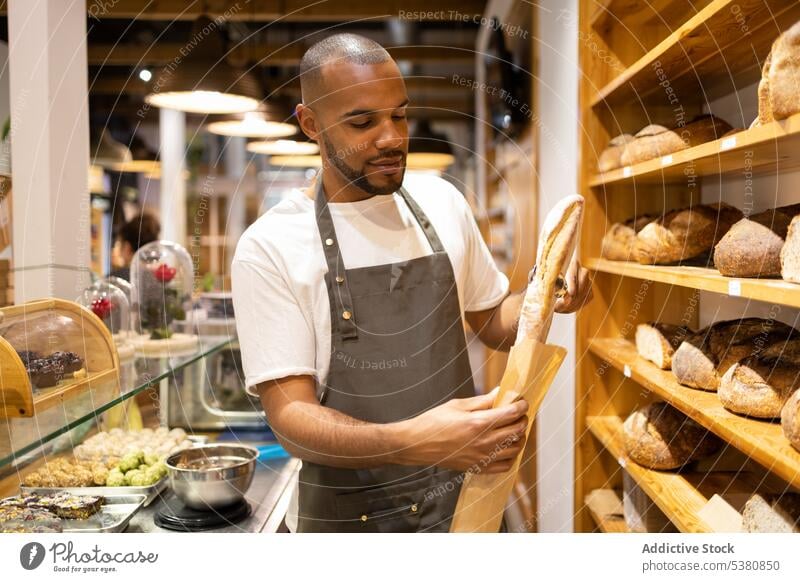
[321,134,404,196]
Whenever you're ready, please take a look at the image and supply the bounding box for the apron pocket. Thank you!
[334,473,433,532]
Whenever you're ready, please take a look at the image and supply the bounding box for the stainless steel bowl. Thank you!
[165,444,258,510]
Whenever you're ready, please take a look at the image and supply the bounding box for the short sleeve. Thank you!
[454,188,510,312]
[231,257,317,397]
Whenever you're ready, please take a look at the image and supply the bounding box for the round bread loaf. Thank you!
[719,357,800,419]
[782,389,800,452]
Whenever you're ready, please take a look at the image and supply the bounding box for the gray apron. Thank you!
[296,176,476,532]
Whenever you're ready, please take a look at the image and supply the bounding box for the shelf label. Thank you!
[728,280,742,296]
[622,166,632,177]
[623,364,632,378]
[618,457,627,468]
[661,154,673,166]
[720,136,737,151]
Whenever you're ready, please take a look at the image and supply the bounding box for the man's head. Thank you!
[297,33,409,196]
[117,212,160,264]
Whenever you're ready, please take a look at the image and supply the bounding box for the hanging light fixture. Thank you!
[112,135,160,174]
[206,100,298,139]
[91,130,133,169]
[406,120,455,171]
[246,139,319,156]
[268,154,322,168]
[144,16,262,114]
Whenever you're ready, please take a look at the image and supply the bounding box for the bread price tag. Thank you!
[623,364,632,378]
[728,280,742,296]
[622,166,632,178]
[720,136,737,151]
[661,155,673,166]
[618,457,627,468]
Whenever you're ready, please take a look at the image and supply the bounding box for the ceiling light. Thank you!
[91,130,133,169]
[139,69,152,82]
[247,139,319,156]
[112,135,160,174]
[206,104,297,139]
[144,16,262,114]
[407,120,455,171]
[268,155,322,168]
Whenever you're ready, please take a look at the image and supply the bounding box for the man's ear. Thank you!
[295,103,320,142]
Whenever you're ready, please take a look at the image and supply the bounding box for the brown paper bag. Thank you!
[450,340,567,532]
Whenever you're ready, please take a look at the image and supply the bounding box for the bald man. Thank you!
[232,33,591,533]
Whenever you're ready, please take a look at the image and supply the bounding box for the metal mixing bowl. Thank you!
[165,444,258,510]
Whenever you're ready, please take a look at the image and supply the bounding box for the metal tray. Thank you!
[60,494,147,533]
[22,475,168,507]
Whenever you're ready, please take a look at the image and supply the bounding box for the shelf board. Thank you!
[589,337,800,490]
[591,0,800,108]
[586,257,800,309]
[590,114,800,187]
[587,415,716,533]
[585,488,629,533]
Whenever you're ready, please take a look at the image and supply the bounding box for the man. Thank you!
[232,33,591,533]
[109,211,161,281]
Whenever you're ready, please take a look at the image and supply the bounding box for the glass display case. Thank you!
[130,240,198,356]
[77,280,135,363]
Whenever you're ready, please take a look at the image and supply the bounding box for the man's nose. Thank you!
[375,120,405,151]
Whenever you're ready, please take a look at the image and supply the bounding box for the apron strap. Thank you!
[313,173,446,340]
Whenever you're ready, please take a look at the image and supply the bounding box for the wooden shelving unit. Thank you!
[576,1,800,533]
[584,488,629,533]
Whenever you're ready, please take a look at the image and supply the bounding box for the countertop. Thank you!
[127,455,300,533]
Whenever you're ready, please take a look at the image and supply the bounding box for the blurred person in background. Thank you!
[109,211,161,281]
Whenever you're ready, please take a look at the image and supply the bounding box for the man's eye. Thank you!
[351,120,370,128]
[392,115,407,121]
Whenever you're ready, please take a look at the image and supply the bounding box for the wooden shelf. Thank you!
[591,0,800,108]
[589,337,800,490]
[585,488,629,533]
[586,257,800,308]
[590,113,800,187]
[587,415,717,532]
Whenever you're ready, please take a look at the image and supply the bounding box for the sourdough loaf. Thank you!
[622,402,721,470]
[769,21,800,121]
[780,214,800,283]
[742,493,800,533]
[671,318,795,391]
[758,49,774,125]
[601,215,653,261]
[619,115,733,166]
[782,388,800,452]
[719,355,800,419]
[714,204,800,277]
[635,322,693,370]
[598,134,635,173]
[635,202,743,265]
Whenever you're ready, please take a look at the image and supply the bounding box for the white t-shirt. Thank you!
[231,172,509,396]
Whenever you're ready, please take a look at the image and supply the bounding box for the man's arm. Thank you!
[257,374,530,474]
[465,257,594,352]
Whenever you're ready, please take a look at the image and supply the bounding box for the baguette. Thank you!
[622,402,721,470]
[601,215,654,261]
[769,21,800,121]
[635,322,693,370]
[714,204,800,277]
[635,202,743,265]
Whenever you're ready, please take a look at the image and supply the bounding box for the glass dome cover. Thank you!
[77,280,131,341]
[130,240,193,339]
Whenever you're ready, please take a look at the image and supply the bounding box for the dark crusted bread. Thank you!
[635,322,693,370]
[672,318,795,391]
[743,493,800,533]
[782,388,800,452]
[714,204,800,277]
[601,215,654,261]
[769,21,800,121]
[598,134,635,173]
[635,202,743,265]
[622,402,722,470]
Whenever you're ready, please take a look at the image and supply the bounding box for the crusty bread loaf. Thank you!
[743,493,800,533]
[598,134,635,173]
[635,322,693,369]
[769,21,800,121]
[758,49,774,125]
[780,214,800,283]
[635,202,743,265]
[714,205,800,277]
[601,215,654,261]
[782,388,800,452]
[672,318,795,391]
[719,355,800,419]
[620,115,733,166]
[622,402,721,470]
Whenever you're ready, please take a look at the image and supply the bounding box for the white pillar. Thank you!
[8,0,91,301]
[159,108,187,245]
[224,136,247,247]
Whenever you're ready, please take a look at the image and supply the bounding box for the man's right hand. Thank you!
[392,388,530,475]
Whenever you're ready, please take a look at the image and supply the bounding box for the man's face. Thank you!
[311,60,409,195]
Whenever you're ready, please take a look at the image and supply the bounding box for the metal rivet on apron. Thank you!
[335,276,344,284]
[342,310,352,320]
[325,238,334,246]
[360,514,368,522]
[410,504,418,513]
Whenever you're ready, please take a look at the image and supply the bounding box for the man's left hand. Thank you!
[554,257,593,314]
